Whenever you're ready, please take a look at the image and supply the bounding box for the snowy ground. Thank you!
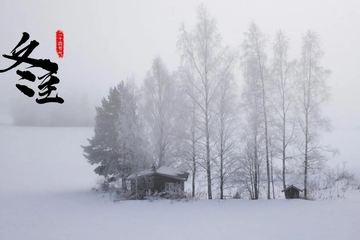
[1,126,360,240]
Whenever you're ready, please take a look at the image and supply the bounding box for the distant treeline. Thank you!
[10,93,95,127]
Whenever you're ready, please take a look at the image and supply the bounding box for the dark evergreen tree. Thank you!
[82,81,150,188]
[82,84,123,180]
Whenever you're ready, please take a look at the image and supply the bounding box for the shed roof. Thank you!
[127,166,189,181]
[281,185,303,192]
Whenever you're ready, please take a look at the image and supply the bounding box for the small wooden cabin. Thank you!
[282,185,303,199]
[127,166,189,199]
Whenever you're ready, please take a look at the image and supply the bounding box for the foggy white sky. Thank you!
[0,0,359,169]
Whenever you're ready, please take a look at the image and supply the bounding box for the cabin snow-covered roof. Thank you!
[281,185,303,192]
[127,166,189,181]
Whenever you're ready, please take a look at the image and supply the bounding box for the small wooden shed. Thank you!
[127,166,189,199]
[282,185,303,199]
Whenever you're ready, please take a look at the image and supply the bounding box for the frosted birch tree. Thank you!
[178,72,202,197]
[239,56,264,200]
[270,30,297,190]
[116,82,150,190]
[241,21,271,199]
[295,30,335,198]
[142,57,179,167]
[214,68,238,199]
[177,4,234,199]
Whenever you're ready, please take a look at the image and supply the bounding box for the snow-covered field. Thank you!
[1,126,360,240]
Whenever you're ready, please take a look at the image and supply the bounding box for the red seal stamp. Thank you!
[56,30,64,58]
